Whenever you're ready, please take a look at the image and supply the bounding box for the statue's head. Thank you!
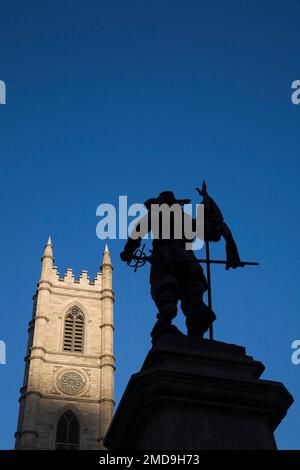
[144,191,191,208]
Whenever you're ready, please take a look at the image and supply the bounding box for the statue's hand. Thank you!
[225,239,245,270]
[120,250,132,262]
[226,259,245,270]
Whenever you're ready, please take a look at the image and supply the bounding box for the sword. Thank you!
[128,249,259,268]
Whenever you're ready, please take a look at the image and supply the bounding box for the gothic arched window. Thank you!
[63,307,84,353]
[55,410,80,450]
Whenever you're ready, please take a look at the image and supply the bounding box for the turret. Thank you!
[99,243,114,448]
[40,236,54,282]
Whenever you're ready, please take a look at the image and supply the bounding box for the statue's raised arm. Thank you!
[196,181,244,270]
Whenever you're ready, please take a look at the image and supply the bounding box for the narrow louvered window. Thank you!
[55,410,80,450]
[63,307,84,353]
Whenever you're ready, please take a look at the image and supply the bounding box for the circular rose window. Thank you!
[57,370,85,395]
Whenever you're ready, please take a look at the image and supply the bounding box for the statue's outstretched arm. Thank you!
[120,212,151,262]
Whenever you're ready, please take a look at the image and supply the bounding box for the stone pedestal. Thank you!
[104,334,293,450]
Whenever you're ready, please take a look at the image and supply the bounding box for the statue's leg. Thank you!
[180,264,216,337]
[150,270,180,342]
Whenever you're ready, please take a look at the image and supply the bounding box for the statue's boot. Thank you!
[151,311,183,345]
[186,302,216,338]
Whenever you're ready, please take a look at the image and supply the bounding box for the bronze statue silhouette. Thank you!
[120,182,256,343]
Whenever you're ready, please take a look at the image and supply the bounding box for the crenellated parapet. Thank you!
[39,251,103,291]
[53,267,103,290]
[39,238,105,290]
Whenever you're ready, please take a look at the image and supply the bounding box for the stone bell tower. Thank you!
[15,238,114,450]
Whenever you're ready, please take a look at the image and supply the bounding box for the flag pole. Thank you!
[205,239,214,340]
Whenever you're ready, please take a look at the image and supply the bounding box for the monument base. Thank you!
[104,334,293,450]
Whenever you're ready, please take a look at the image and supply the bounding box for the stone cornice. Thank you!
[101,263,113,270]
[26,347,105,361]
[101,295,115,302]
[100,364,116,371]
[25,354,115,371]
[36,282,115,301]
[21,390,105,404]
[101,288,114,294]
[37,286,52,294]
[111,369,293,443]
[38,280,103,295]
[31,346,47,353]
[27,355,101,369]
[47,350,103,360]
[100,323,114,329]
[38,288,102,301]
[29,316,49,329]
[100,398,115,405]
[15,430,39,438]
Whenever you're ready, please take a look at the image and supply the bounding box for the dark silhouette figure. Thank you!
[120,185,243,343]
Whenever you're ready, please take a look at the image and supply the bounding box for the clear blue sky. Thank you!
[0,0,299,449]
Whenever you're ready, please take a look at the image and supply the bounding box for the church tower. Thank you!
[15,238,114,450]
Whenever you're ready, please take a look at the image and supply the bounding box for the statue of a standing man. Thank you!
[120,186,243,343]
